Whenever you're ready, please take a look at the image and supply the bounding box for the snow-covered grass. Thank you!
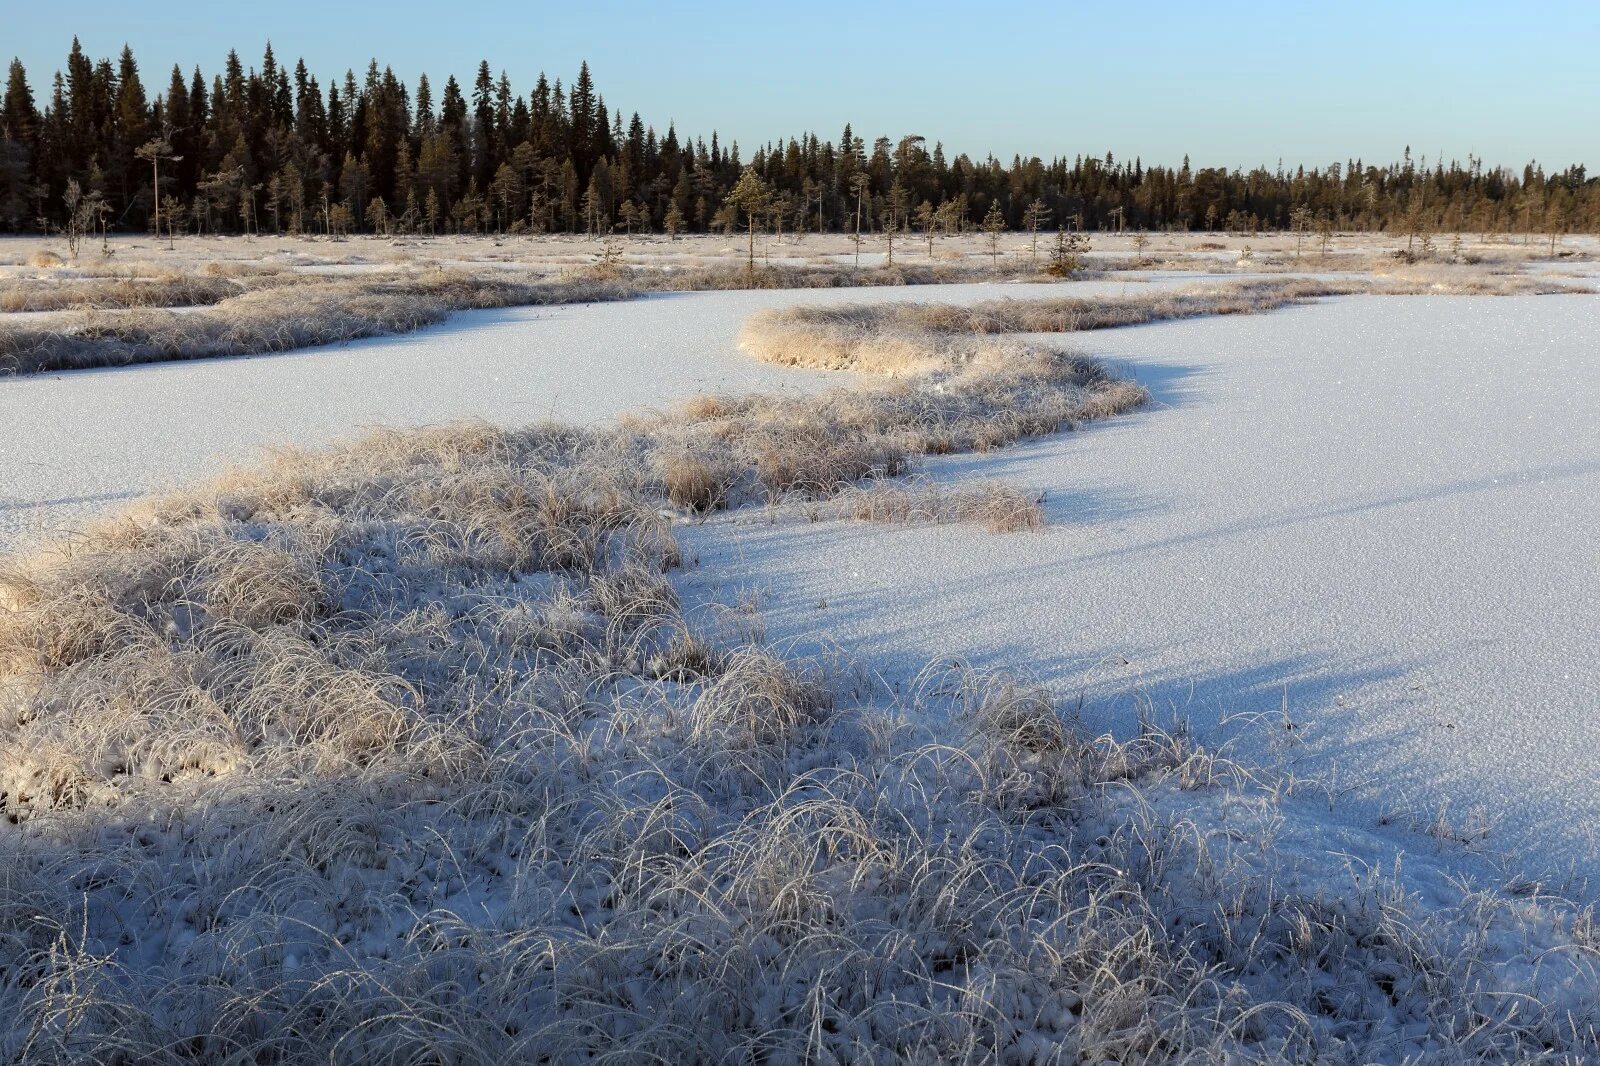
[2,286,1599,1059]
[3,230,1589,277]
[6,229,1585,377]
[0,273,243,314]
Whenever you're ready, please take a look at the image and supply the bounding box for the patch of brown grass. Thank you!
[837,479,1045,532]
[661,454,736,512]
[681,394,733,420]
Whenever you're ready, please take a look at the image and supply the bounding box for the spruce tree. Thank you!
[0,38,1595,240]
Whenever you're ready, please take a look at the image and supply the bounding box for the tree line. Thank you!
[2,39,1597,241]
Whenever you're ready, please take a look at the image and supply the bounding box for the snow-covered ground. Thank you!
[0,276,1214,549]
[683,293,1600,884]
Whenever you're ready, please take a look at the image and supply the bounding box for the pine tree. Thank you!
[0,61,38,228]
[914,200,936,256]
[135,137,179,236]
[1021,199,1051,260]
[849,172,870,268]
[471,60,495,189]
[725,168,770,271]
[1046,228,1089,277]
[3,59,40,143]
[982,199,1006,267]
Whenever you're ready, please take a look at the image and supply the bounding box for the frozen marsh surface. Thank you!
[3,279,1597,882]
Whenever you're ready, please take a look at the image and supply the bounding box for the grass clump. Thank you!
[0,273,245,313]
[689,647,830,746]
[660,453,737,512]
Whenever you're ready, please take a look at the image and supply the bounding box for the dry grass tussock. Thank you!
[0,299,1596,1058]
[738,274,1574,376]
[643,346,1145,500]
[835,477,1046,532]
[0,258,309,315]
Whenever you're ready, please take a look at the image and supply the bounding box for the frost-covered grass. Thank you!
[0,273,243,313]
[0,291,1597,1060]
[0,271,639,375]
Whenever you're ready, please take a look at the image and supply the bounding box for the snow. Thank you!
[681,293,1600,884]
[0,276,1215,549]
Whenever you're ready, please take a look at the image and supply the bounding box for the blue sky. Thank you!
[8,0,1598,169]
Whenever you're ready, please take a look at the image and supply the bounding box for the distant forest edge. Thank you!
[1,40,1596,239]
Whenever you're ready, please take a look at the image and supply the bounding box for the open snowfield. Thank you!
[687,292,1600,882]
[0,275,1221,549]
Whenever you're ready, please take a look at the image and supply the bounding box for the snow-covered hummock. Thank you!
[681,293,1600,885]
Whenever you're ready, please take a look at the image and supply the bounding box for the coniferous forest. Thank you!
[2,39,1597,239]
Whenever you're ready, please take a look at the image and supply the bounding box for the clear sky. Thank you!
[7,0,1598,170]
